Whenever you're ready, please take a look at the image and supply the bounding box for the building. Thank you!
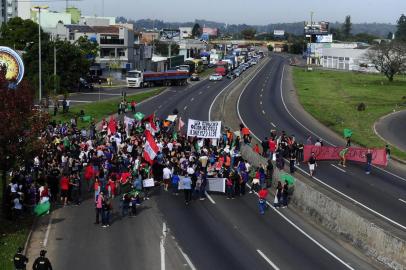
[140,31,159,44]
[179,27,192,39]
[31,9,72,29]
[1,0,18,25]
[320,46,377,72]
[17,0,31,20]
[66,7,81,24]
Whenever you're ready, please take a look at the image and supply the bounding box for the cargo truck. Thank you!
[126,70,189,88]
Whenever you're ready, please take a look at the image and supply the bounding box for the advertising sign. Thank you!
[187,119,221,139]
[0,46,25,86]
[203,27,218,36]
[273,30,285,36]
[304,21,330,35]
[316,34,333,43]
[303,145,387,166]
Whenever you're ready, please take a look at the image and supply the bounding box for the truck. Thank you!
[215,61,229,76]
[126,70,189,88]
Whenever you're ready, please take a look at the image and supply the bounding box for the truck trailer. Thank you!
[126,70,189,88]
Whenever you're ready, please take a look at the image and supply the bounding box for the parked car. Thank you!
[78,77,94,91]
[209,73,223,81]
[190,73,200,81]
[226,73,235,79]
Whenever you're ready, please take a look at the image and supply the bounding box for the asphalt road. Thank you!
[44,63,379,270]
[375,110,406,152]
[238,55,406,231]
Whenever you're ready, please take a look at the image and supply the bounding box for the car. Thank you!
[209,73,223,81]
[190,73,200,81]
[233,70,241,77]
[78,77,94,91]
[226,73,235,79]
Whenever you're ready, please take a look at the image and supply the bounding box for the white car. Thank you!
[209,73,223,81]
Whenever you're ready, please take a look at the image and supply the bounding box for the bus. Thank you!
[184,59,204,74]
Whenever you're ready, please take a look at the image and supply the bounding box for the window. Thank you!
[100,48,115,58]
[117,48,126,57]
[100,35,124,45]
[69,32,75,40]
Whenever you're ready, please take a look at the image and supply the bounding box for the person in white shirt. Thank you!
[163,166,172,191]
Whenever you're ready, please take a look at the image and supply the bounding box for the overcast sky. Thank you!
[47,0,405,24]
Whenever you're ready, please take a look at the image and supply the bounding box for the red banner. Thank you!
[303,145,387,166]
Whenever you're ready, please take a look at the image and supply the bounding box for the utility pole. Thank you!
[33,5,49,104]
[54,43,57,94]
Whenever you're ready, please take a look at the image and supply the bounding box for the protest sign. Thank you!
[143,178,155,187]
[134,112,145,121]
[187,119,221,139]
[207,178,226,193]
[303,145,387,166]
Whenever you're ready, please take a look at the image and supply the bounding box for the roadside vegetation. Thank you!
[293,67,406,160]
[51,88,165,129]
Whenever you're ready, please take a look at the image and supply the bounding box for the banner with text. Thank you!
[187,119,221,139]
[207,178,226,193]
[303,145,387,166]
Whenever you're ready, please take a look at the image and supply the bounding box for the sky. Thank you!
[46,0,406,25]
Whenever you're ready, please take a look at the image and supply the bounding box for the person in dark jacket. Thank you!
[33,250,52,270]
[282,181,289,208]
[13,247,28,270]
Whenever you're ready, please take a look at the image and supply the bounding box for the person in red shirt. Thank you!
[268,139,277,160]
[258,188,268,215]
[60,175,70,206]
[253,144,260,154]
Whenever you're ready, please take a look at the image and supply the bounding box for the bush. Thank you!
[357,102,366,111]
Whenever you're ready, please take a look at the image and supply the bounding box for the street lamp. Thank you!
[32,5,49,104]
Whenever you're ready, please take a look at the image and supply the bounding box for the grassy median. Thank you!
[51,87,165,129]
[293,67,406,160]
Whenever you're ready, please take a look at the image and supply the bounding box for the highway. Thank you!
[43,60,381,270]
[237,55,406,231]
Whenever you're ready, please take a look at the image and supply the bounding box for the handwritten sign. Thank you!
[187,119,221,139]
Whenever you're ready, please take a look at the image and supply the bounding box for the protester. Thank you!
[181,174,192,205]
[258,187,268,215]
[32,250,52,270]
[308,152,317,177]
[363,149,373,174]
[13,247,28,270]
[282,181,289,208]
[339,147,349,167]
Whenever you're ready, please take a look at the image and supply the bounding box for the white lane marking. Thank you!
[43,217,52,247]
[205,191,216,204]
[399,198,406,204]
[208,58,270,121]
[160,222,167,270]
[207,85,211,89]
[331,164,346,173]
[260,94,263,97]
[275,64,406,230]
[271,122,276,128]
[262,110,266,115]
[158,105,162,109]
[278,66,406,183]
[260,101,262,105]
[190,97,194,102]
[257,250,280,270]
[248,184,355,270]
[261,88,264,92]
[177,242,197,270]
[199,91,202,95]
[184,106,188,111]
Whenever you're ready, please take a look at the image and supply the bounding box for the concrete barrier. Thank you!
[239,144,406,270]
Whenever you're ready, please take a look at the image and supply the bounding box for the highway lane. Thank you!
[238,55,406,230]
[375,110,406,152]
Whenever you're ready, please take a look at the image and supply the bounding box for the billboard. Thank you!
[203,27,218,37]
[160,29,180,41]
[304,21,329,35]
[316,34,333,43]
[273,30,285,36]
[0,46,25,87]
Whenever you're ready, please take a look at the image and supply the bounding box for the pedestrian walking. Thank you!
[282,181,289,207]
[275,181,282,207]
[308,152,317,177]
[258,187,268,215]
[363,149,373,174]
[95,192,103,225]
[338,147,349,167]
[181,175,192,205]
[32,250,52,270]
[385,145,391,162]
[13,247,28,270]
[289,151,296,173]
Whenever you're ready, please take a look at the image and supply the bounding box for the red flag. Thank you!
[143,130,159,164]
[145,113,159,135]
[108,116,117,135]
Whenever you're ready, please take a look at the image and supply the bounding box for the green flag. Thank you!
[173,131,177,140]
[134,112,145,121]
[34,201,50,216]
[343,128,353,138]
[281,173,295,186]
[82,115,92,122]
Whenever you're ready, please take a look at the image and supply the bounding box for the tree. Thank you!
[366,41,406,81]
[0,65,49,218]
[330,27,343,41]
[267,44,274,52]
[192,23,202,38]
[0,18,95,94]
[342,15,352,40]
[241,28,256,40]
[395,14,406,42]
[153,40,179,56]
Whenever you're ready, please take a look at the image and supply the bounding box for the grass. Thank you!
[293,67,406,161]
[51,87,165,129]
[199,67,215,78]
[0,182,33,270]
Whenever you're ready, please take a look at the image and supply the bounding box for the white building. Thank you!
[179,27,192,39]
[17,0,31,20]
